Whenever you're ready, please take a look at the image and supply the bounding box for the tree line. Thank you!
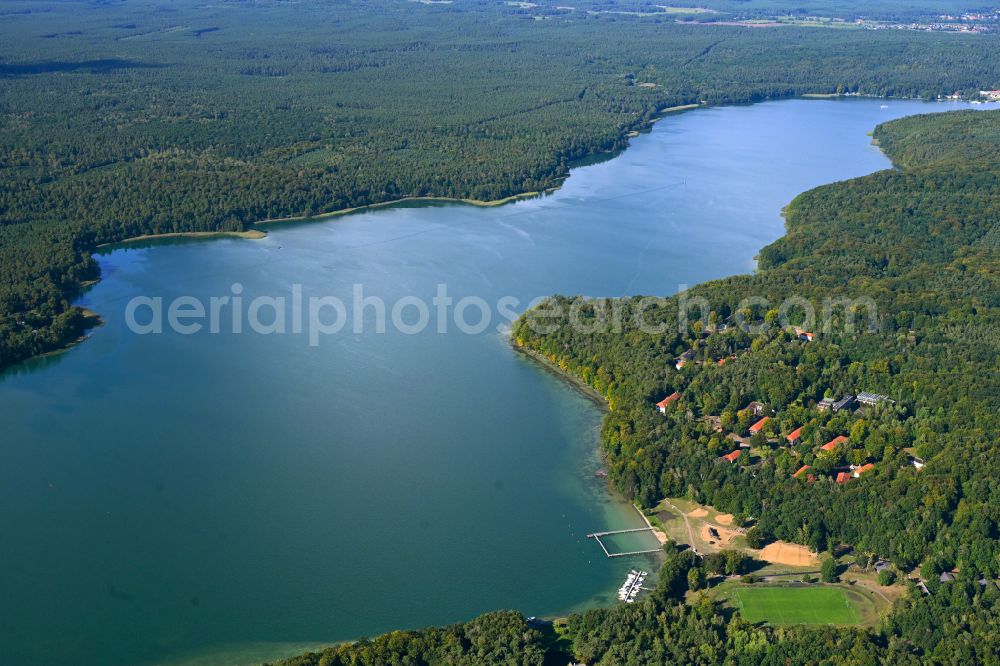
[273,542,1000,665]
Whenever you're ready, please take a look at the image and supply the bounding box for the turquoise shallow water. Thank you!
[0,98,971,665]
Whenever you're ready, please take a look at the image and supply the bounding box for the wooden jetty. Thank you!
[587,527,662,558]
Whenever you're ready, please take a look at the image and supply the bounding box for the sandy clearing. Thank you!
[760,542,819,567]
[700,524,740,548]
[688,508,709,519]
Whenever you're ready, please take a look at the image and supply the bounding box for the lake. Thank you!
[0,98,970,665]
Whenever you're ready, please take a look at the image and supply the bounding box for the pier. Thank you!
[587,527,662,558]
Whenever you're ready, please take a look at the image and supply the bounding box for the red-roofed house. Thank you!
[749,416,770,435]
[786,426,804,445]
[853,463,875,478]
[794,327,815,342]
[656,392,681,414]
[821,435,848,452]
[793,465,811,479]
[835,472,851,484]
[722,450,742,463]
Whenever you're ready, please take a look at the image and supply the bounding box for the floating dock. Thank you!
[587,527,661,558]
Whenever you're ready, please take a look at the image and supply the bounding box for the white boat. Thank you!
[618,570,646,603]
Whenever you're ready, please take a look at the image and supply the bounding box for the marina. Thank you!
[618,570,649,603]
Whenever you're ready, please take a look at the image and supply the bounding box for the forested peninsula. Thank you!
[270,107,1000,666]
[3,0,1000,369]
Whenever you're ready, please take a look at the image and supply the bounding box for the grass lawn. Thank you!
[734,586,860,625]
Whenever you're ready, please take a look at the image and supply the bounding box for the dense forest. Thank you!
[270,109,1000,665]
[515,109,1000,574]
[3,0,1000,369]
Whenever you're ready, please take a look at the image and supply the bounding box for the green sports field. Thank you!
[734,586,860,625]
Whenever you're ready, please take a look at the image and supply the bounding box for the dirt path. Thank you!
[868,585,892,604]
[665,500,699,553]
[845,575,893,605]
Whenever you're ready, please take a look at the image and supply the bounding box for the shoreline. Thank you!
[511,341,672,547]
[254,189,559,229]
[801,92,985,103]
[510,342,608,409]
[3,93,964,373]
[657,103,702,114]
[511,338,675,620]
[94,191,564,251]
[634,504,669,545]
[97,229,267,248]
[12,185,563,374]
[6,309,105,370]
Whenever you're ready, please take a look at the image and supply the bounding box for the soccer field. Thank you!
[734,586,860,625]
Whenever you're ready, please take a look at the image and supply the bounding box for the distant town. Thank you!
[677,8,1000,35]
[857,11,1000,34]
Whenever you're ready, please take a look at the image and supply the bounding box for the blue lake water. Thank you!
[0,98,972,665]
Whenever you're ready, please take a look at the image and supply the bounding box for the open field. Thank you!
[731,586,860,625]
[651,498,820,567]
[650,498,829,573]
[651,497,747,553]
